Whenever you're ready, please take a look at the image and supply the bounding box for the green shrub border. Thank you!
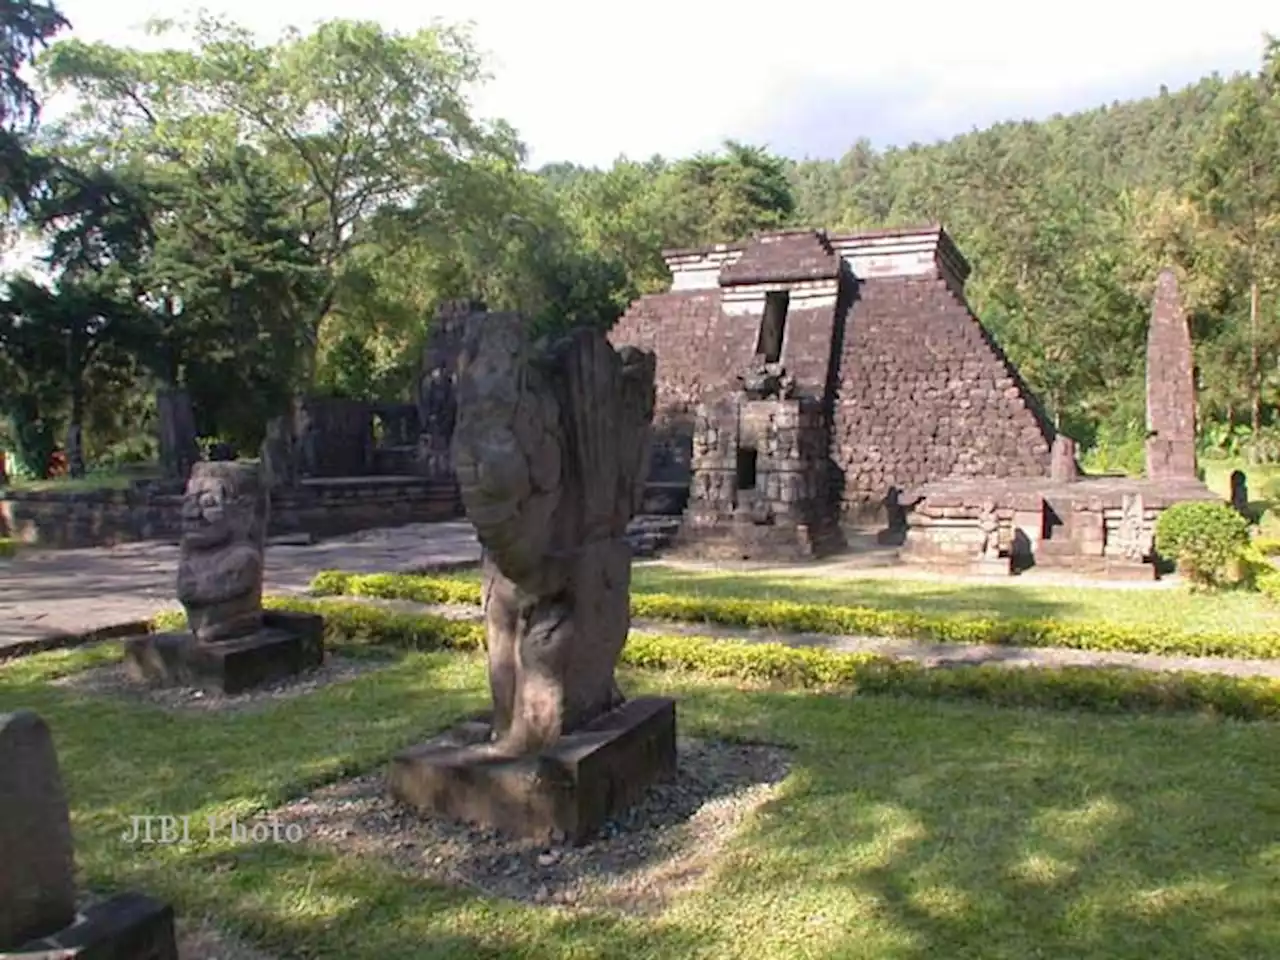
[308,570,1280,660]
[152,595,1280,721]
[0,537,17,559]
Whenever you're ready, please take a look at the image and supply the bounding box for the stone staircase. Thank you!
[626,515,683,558]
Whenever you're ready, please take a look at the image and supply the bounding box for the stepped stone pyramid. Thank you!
[609,224,1056,524]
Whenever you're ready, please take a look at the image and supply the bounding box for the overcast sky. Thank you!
[46,0,1280,168]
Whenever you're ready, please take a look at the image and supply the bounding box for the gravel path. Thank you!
[51,655,393,713]
[272,736,791,914]
[344,596,1280,679]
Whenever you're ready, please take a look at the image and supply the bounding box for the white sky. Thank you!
[42,0,1280,168]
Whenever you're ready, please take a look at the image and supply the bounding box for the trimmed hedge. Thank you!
[150,595,1280,721]
[308,570,1280,660]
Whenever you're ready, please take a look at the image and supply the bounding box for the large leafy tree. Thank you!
[41,15,520,378]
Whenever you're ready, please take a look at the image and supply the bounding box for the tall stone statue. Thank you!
[125,461,324,693]
[259,415,297,490]
[390,312,675,843]
[451,313,657,754]
[176,462,268,643]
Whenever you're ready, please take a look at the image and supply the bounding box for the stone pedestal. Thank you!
[388,697,677,845]
[14,892,177,959]
[123,610,324,695]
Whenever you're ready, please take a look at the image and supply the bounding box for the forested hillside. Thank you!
[1,1,1277,479]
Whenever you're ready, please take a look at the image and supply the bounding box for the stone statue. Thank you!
[977,499,1000,559]
[1230,470,1250,516]
[64,424,84,479]
[294,401,318,478]
[737,354,796,400]
[259,415,297,489]
[175,462,268,644]
[451,313,656,756]
[1116,493,1152,562]
[419,368,457,442]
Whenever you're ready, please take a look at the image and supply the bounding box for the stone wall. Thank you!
[832,275,1054,516]
[0,477,462,549]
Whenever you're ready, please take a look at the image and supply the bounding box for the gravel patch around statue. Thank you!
[51,655,392,713]
[272,737,791,914]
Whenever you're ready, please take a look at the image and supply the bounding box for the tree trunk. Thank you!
[1251,280,1261,463]
[67,380,85,479]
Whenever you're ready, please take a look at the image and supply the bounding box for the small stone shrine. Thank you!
[388,311,676,843]
[123,461,324,693]
[677,354,843,560]
[1,710,177,958]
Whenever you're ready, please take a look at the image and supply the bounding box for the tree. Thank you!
[41,15,521,378]
[0,0,67,212]
[658,140,795,245]
[1190,52,1280,446]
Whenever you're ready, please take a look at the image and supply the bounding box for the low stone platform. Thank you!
[13,891,177,959]
[388,697,678,845]
[123,610,324,695]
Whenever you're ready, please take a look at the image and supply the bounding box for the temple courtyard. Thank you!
[1,524,1277,959]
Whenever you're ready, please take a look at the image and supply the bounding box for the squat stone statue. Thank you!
[176,462,268,643]
[124,461,323,693]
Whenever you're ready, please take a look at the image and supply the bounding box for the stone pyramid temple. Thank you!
[608,225,1217,573]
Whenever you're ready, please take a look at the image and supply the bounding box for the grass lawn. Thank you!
[2,642,1276,959]
[435,566,1280,637]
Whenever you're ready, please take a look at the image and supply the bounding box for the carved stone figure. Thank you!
[64,424,84,479]
[1116,493,1152,562]
[175,462,268,644]
[977,498,1000,559]
[294,401,318,479]
[451,313,656,755]
[1231,470,1250,516]
[259,415,297,489]
[737,354,796,400]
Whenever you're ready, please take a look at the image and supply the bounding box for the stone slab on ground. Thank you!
[389,697,678,845]
[0,522,481,652]
[16,891,177,959]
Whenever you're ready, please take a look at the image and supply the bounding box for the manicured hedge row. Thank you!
[308,570,1280,660]
[153,595,1280,721]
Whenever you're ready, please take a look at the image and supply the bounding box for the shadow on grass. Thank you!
[660,677,1280,960]
[3,649,1277,958]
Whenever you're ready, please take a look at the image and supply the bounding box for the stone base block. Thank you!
[123,611,324,695]
[388,696,677,844]
[14,891,177,959]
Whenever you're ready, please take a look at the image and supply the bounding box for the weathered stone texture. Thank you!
[832,276,1053,511]
[719,230,841,285]
[0,477,460,549]
[155,388,199,482]
[1146,269,1197,480]
[452,314,657,753]
[176,461,269,644]
[0,710,76,949]
[610,291,740,416]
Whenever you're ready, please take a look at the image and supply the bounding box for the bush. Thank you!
[149,596,1280,721]
[1155,501,1252,590]
[308,570,1280,660]
[0,538,16,558]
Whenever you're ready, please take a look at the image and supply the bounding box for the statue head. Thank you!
[180,462,267,554]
